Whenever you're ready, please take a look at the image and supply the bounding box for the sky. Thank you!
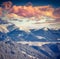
[0,0,60,7]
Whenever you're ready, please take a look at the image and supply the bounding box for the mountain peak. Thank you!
[43,27,49,31]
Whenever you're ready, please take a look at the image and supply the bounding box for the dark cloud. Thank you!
[53,8,60,18]
[2,1,12,9]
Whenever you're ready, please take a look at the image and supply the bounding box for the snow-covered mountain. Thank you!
[0,40,36,59]
[7,27,60,42]
[0,16,60,42]
[0,35,60,59]
[0,15,60,59]
[0,36,60,59]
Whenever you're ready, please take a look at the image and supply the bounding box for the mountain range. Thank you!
[0,16,60,59]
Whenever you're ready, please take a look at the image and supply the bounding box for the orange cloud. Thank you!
[0,7,2,16]
[10,5,55,18]
[10,5,35,17]
[0,1,60,20]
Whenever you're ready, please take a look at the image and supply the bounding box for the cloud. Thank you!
[0,1,60,21]
[10,4,57,19]
[2,1,12,10]
[0,7,2,16]
[53,8,60,18]
[10,5,54,17]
